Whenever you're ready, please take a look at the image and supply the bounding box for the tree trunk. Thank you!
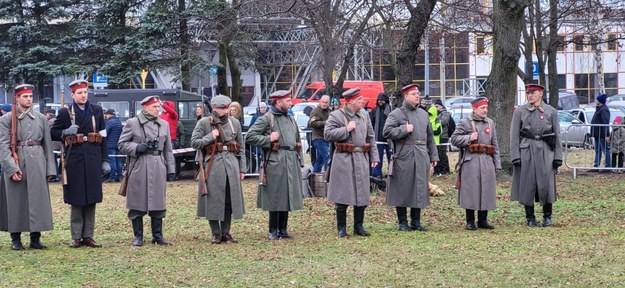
[547,0,559,107]
[395,0,437,103]
[217,42,229,96]
[227,45,242,103]
[179,0,191,91]
[487,0,527,169]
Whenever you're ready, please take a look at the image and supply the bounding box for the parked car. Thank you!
[607,94,625,104]
[444,96,474,107]
[291,102,318,116]
[558,111,591,148]
[567,106,625,147]
[447,106,473,151]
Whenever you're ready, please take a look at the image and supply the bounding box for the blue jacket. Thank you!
[105,115,123,149]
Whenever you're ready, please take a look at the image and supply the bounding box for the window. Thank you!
[476,36,485,54]
[607,34,618,51]
[605,73,618,96]
[557,36,566,52]
[177,101,202,120]
[573,35,585,51]
[99,101,130,121]
[558,74,567,90]
[574,73,596,101]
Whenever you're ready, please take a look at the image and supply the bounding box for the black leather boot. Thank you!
[277,211,293,239]
[150,217,171,245]
[396,207,411,231]
[132,218,144,246]
[465,209,477,230]
[543,203,553,227]
[477,210,494,229]
[10,232,24,250]
[525,205,539,227]
[353,206,370,236]
[410,208,427,231]
[209,220,222,244]
[29,232,47,249]
[336,204,348,237]
[267,211,279,240]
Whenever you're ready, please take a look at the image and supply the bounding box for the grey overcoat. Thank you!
[0,109,55,232]
[450,115,501,210]
[245,108,304,211]
[510,102,562,206]
[191,114,246,221]
[118,113,175,212]
[324,107,379,206]
[383,102,438,208]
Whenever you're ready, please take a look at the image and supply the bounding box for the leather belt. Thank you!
[146,150,163,156]
[280,146,297,151]
[403,140,427,145]
[17,140,42,146]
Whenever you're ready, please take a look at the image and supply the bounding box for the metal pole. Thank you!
[424,29,430,96]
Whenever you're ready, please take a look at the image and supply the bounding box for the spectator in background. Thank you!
[104,109,123,182]
[611,116,624,172]
[369,93,392,178]
[250,102,268,157]
[229,101,244,127]
[590,94,611,172]
[309,95,331,172]
[331,98,340,111]
[46,109,63,182]
[160,100,178,181]
[1,103,10,116]
[428,106,442,146]
[433,99,454,175]
[196,103,205,121]
[173,120,186,180]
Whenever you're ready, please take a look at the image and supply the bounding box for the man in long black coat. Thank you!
[51,80,110,248]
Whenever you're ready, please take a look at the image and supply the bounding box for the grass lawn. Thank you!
[2,149,625,287]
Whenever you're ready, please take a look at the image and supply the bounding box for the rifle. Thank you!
[198,116,222,194]
[10,99,18,166]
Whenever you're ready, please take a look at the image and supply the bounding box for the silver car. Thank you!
[558,111,591,148]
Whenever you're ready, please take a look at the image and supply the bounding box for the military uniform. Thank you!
[51,80,110,248]
[325,88,379,237]
[118,95,176,246]
[450,98,501,230]
[383,84,438,232]
[510,84,562,227]
[191,95,246,244]
[245,90,303,240]
[0,84,56,250]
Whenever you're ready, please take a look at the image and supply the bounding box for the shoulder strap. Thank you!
[70,105,76,126]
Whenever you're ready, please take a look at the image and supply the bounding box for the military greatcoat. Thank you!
[0,108,56,232]
[510,102,562,206]
[191,113,246,221]
[245,108,304,211]
[118,112,175,212]
[450,114,501,211]
[51,102,108,206]
[324,107,379,206]
[383,101,438,208]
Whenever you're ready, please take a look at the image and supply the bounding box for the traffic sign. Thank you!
[209,67,217,75]
[93,72,109,88]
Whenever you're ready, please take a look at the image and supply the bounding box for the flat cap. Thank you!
[69,79,89,91]
[401,84,420,95]
[342,87,362,101]
[104,109,116,115]
[140,95,161,106]
[15,84,34,97]
[211,95,232,108]
[270,90,291,100]
[525,84,545,92]
[432,99,443,106]
[45,109,56,114]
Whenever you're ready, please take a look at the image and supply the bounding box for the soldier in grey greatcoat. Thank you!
[118,95,175,246]
[510,84,562,227]
[0,84,56,250]
[450,97,501,230]
[325,88,379,237]
[383,84,438,232]
[246,90,304,240]
[191,95,246,244]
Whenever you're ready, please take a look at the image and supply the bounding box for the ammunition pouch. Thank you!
[64,133,102,145]
[467,144,495,155]
[335,143,370,153]
[206,142,241,154]
[271,142,281,152]
[227,142,241,153]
